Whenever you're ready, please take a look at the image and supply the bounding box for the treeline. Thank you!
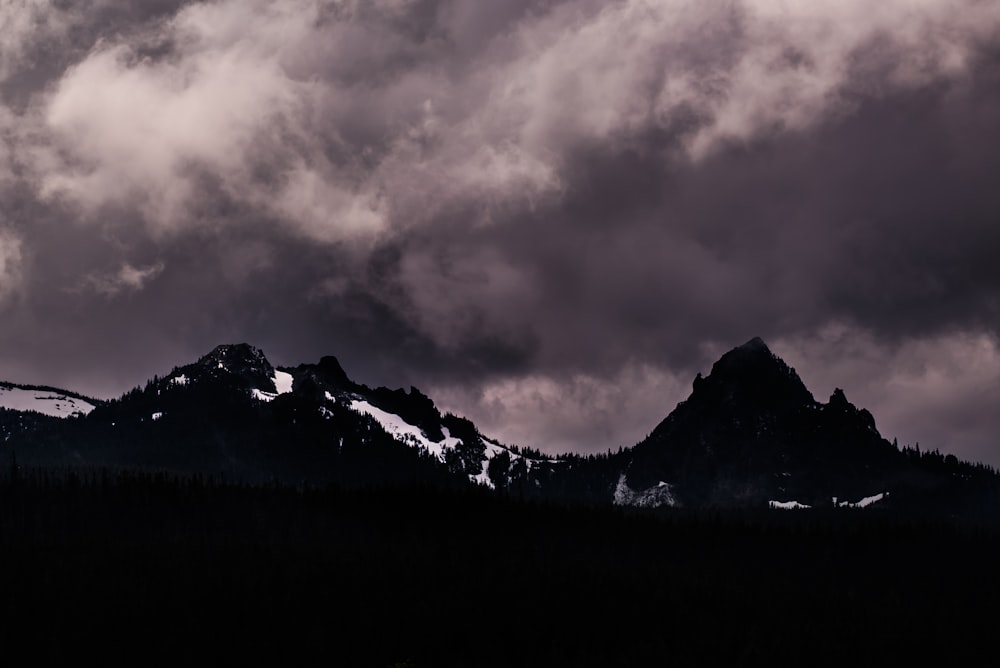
[2,468,1000,665]
[899,441,999,476]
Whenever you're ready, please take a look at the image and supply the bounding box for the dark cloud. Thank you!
[1,0,1000,463]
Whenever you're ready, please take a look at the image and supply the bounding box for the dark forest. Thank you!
[3,467,998,666]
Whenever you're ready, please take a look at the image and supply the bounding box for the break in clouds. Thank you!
[1,0,1000,462]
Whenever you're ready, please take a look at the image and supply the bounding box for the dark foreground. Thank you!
[2,470,998,666]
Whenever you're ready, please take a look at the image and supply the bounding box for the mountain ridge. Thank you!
[1,337,998,517]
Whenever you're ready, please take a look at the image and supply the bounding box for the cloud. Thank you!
[14,0,993,264]
[35,0,997,244]
[431,362,691,453]
[0,0,998,465]
[774,326,1000,466]
[0,230,24,304]
[81,261,166,297]
[39,2,326,234]
[0,1,69,83]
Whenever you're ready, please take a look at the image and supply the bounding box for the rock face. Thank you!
[625,337,899,507]
[188,343,278,392]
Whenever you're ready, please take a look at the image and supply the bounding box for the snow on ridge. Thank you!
[170,374,189,386]
[471,438,515,489]
[0,387,96,418]
[836,492,888,508]
[464,433,560,489]
[350,399,552,489]
[252,388,276,402]
[273,370,294,394]
[350,399,460,461]
[252,371,295,402]
[769,500,811,510]
[856,492,887,507]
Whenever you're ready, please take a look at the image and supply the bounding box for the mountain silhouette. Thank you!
[1,338,997,516]
[622,337,899,507]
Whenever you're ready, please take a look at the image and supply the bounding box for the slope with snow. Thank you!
[251,370,295,402]
[769,500,811,510]
[836,492,888,508]
[349,399,461,460]
[0,385,96,418]
[349,398,553,488]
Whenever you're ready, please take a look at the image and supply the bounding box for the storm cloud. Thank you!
[1,0,1000,462]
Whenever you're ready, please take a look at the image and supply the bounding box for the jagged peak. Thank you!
[186,343,277,390]
[199,343,270,366]
[829,388,850,406]
[690,336,814,407]
[711,337,793,376]
[317,355,351,386]
[738,336,770,352]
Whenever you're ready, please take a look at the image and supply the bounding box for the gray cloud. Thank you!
[0,228,23,304]
[80,261,166,297]
[1,0,1000,464]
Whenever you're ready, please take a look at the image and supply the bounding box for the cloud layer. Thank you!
[1,0,1000,462]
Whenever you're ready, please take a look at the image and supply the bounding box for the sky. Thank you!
[1,0,1000,464]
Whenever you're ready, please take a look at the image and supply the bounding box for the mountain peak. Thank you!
[722,336,778,364]
[829,387,849,406]
[738,336,770,352]
[317,355,351,387]
[198,343,270,369]
[700,337,813,406]
[629,337,899,506]
[189,343,277,389]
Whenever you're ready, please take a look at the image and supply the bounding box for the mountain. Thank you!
[0,381,100,452]
[0,381,98,418]
[606,337,1000,515]
[3,343,552,489]
[2,339,998,516]
[619,337,900,508]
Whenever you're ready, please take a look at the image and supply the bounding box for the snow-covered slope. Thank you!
[349,398,554,488]
[835,492,889,508]
[252,370,295,402]
[769,500,811,510]
[350,399,461,459]
[0,383,96,418]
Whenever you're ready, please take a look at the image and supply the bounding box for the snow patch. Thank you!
[856,492,887,507]
[252,388,276,402]
[273,370,293,394]
[349,400,550,489]
[350,400,461,462]
[151,412,163,421]
[613,474,679,508]
[471,437,518,489]
[473,436,563,489]
[252,371,295,402]
[0,387,96,418]
[170,374,188,386]
[837,492,888,508]
[769,500,811,510]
